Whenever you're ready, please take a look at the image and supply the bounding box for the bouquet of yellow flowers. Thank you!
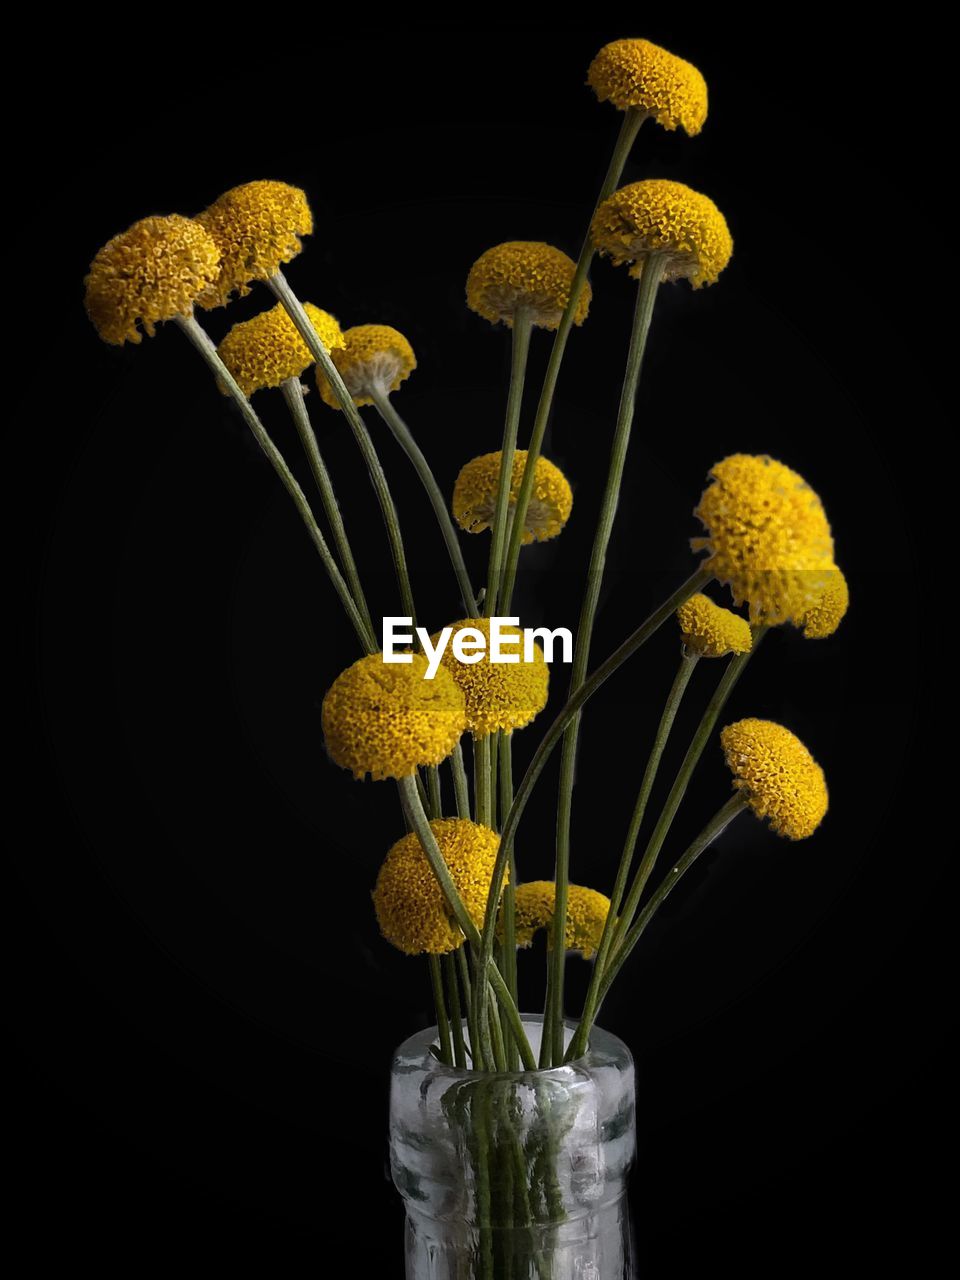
[83,35,846,1280]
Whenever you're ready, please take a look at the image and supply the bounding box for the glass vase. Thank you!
[389,1014,636,1279]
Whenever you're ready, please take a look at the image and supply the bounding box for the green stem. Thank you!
[397,775,536,1070]
[369,386,478,615]
[567,649,699,1061]
[591,794,749,1014]
[476,566,712,1057]
[280,377,377,649]
[607,629,766,966]
[485,307,533,617]
[267,270,416,628]
[426,764,442,819]
[548,253,668,1064]
[499,732,519,1070]
[444,953,467,1069]
[457,945,478,1067]
[500,106,648,614]
[474,735,492,827]
[174,314,374,653]
[451,742,471,819]
[429,954,453,1066]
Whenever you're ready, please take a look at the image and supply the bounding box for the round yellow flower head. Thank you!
[430,617,549,738]
[677,594,752,658]
[316,324,417,409]
[84,214,220,345]
[217,302,345,397]
[692,454,837,626]
[453,450,573,544]
[587,38,708,135]
[506,881,611,959]
[373,819,502,955]
[196,180,313,308]
[466,241,592,330]
[591,179,732,288]
[721,718,828,841]
[800,567,850,639]
[322,653,467,781]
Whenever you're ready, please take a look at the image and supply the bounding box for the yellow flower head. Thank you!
[692,454,837,626]
[677,594,752,658]
[196,180,313,308]
[587,38,708,135]
[721,718,828,840]
[505,881,611,959]
[217,302,345,397]
[321,653,467,781]
[430,617,549,738]
[373,819,502,955]
[453,450,573,544]
[591,179,732,287]
[84,215,220,345]
[317,324,417,408]
[800,567,850,639]
[466,241,592,330]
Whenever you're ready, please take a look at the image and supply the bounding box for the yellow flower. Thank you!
[506,881,611,959]
[84,215,220,345]
[196,180,313,308]
[466,241,592,329]
[692,454,837,626]
[321,653,467,781]
[373,819,502,955]
[587,38,708,135]
[430,617,549,738]
[217,302,345,397]
[316,324,417,408]
[801,567,850,639]
[721,718,828,840]
[453,450,572,544]
[677,594,752,658]
[591,179,732,287]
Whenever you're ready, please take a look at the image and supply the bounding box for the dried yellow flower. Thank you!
[84,215,221,345]
[506,881,612,959]
[373,819,502,955]
[466,241,592,329]
[591,179,732,287]
[801,567,849,639]
[217,302,345,397]
[316,324,417,408]
[196,180,313,308]
[721,718,828,840]
[453,450,572,544]
[321,653,467,781]
[587,37,708,135]
[677,594,752,658]
[430,617,549,738]
[692,454,837,626]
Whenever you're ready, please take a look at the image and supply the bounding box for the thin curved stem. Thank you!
[369,385,478,616]
[174,314,374,653]
[280,377,377,649]
[397,775,536,1070]
[500,106,649,614]
[567,648,699,1061]
[451,742,471,819]
[443,953,466,1069]
[268,270,416,627]
[429,954,453,1065]
[586,793,749,1028]
[498,731,519,1070]
[548,253,668,1064]
[486,307,533,617]
[607,628,767,967]
[474,566,711,1057]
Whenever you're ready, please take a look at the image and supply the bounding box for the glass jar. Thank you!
[389,1015,636,1279]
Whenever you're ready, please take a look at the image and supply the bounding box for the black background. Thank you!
[16,23,951,1274]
